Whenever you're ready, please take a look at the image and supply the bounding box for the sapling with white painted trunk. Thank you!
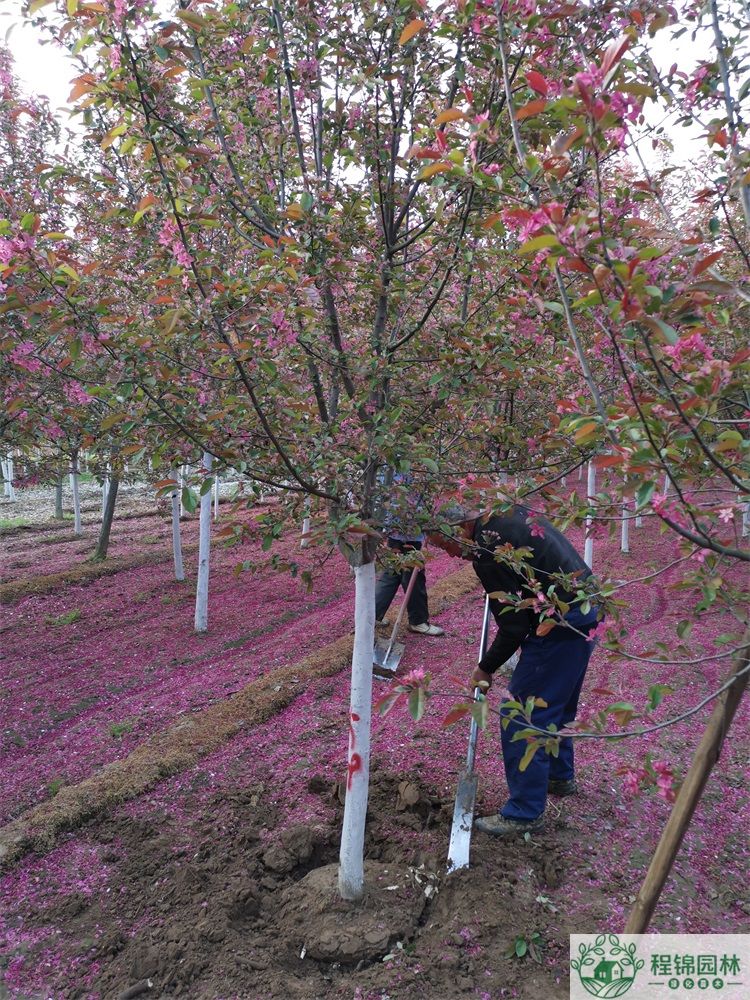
[621,495,630,553]
[194,452,213,632]
[4,456,15,502]
[93,473,119,561]
[338,550,376,901]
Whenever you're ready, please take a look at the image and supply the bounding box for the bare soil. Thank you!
[15,769,589,1000]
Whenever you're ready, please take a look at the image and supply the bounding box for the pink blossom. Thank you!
[401,667,428,688]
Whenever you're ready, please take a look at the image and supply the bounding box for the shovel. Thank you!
[373,566,420,678]
[446,593,492,872]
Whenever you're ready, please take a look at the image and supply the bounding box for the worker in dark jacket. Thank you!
[428,505,601,837]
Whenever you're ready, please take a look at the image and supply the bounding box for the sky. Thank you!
[3,0,709,167]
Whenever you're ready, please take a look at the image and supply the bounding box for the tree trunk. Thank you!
[338,559,376,901]
[5,456,15,501]
[55,477,64,519]
[625,630,750,932]
[621,495,630,553]
[171,472,185,582]
[194,452,213,632]
[584,461,595,568]
[300,516,311,547]
[93,475,119,561]
[71,453,82,536]
[213,472,220,520]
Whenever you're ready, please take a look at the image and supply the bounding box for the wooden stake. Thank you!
[625,631,750,932]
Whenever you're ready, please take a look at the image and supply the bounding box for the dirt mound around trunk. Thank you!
[279,861,426,963]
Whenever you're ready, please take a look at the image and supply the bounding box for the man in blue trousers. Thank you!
[429,504,601,837]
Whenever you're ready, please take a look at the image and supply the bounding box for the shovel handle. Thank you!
[465,594,492,773]
[383,565,420,663]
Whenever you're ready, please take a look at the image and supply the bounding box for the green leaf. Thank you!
[515,938,528,958]
[635,481,655,510]
[408,686,426,722]
[544,301,565,315]
[518,741,540,772]
[176,10,207,29]
[470,696,489,730]
[200,477,214,497]
[518,234,562,254]
[650,319,679,345]
[647,684,673,711]
[638,247,665,261]
[572,289,603,309]
[676,619,692,640]
[181,487,198,514]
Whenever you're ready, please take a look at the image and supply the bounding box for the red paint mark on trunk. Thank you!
[347,753,363,789]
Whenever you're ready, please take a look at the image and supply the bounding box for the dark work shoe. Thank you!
[474,814,544,837]
[548,779,577,797]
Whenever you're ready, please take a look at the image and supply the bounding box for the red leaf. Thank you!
[442,705,471,727]
[593,454,624,468]
[692,250,723,276]
[516,98,547,121]
[601,33,630,77]
[525,70,548,96]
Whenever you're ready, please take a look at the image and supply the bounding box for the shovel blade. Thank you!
[446,770,478,872]
[373,638,405,678]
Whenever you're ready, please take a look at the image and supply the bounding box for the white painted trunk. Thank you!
[71,472,81,535]
[584,461,595,568]
[338,560,376,901]
[300,516,311,548]
[621,497,630,553]
[171,471,184,582]
[179,464,189,517]
[213,474,220,520]
[102,474,109,518]
[663,472,670,496]
[743,502,749,538]
[194,453,213,632]
[7,458,15,501]
[578,464,584,481]
[635,512,643,528]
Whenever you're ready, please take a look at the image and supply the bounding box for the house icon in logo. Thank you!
[595,960,624,984]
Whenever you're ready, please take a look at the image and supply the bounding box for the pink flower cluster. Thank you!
[502,202,569,243]
[157,217,192,285]
[662,332,713,363]
[9,341,42,374]
[619,761,676,802]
